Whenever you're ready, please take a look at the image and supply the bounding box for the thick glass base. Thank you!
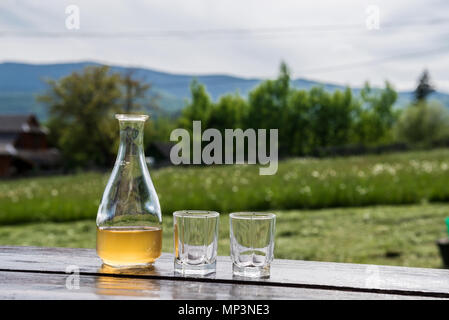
[232,264,270,278]
[174,261,216,275]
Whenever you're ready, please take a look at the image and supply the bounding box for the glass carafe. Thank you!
[96,114,162,267]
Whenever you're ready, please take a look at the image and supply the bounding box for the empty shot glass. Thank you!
[230,212,276,278]
[173,210,219,275]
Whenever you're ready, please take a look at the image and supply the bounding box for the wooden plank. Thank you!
[0,271,432,300]
[0,246,448,298]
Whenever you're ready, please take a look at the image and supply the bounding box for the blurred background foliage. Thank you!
[37,62,449,170]
[3,62,449,268]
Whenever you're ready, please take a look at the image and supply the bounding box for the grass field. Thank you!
[2,149,449,224]
[1,149,449,268]
[0,203,447,268]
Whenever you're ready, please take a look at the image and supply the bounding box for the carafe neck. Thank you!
[117,120,145,160]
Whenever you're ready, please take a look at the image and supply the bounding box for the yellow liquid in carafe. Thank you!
[96,226,162,266]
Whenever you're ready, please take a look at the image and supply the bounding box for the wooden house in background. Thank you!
[0,114,60,177]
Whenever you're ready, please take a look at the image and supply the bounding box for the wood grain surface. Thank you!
[0,246,448,299]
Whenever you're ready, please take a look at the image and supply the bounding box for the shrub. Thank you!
[395,101,449,147]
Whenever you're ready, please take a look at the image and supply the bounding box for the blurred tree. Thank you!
[247,62,290,128]
[307,87,357,149]
[39,65,156,169]
[144,115,178,148]
[414,69,435,103]
[178,79,213,130]
[395,101,449,147]
[247,61,291,154]
[285,89,311,155]
[122,69,159,113]
[208,93,248,132]
[39,66,121,168]
[353,81,398,145]
[328,87,358,146]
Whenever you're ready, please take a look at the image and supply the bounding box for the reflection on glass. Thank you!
[173,210,219,275]
[230,212,276,278]
[96,114,162,267]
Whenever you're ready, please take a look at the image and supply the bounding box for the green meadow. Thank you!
[0,204,447,268]
[1,149,449,268]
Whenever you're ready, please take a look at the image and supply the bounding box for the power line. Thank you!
[95,45,449,89]
[298,45,449,74]
[0,18,448,39]
[147,46,449,85]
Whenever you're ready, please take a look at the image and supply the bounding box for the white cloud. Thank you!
[0,0,448,91]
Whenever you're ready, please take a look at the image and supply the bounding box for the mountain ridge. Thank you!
[0,61,448,120]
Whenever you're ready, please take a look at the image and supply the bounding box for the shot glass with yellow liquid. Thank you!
[96,114,162,267]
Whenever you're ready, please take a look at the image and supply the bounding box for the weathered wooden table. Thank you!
[0,246,448,299]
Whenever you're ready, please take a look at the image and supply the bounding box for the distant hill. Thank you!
[0,61,448,121]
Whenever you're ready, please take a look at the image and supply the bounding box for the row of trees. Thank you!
[178,63,399,156]
[39,63,448,168]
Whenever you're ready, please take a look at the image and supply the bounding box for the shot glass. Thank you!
[230,212,276,278]
[173,210,219,275]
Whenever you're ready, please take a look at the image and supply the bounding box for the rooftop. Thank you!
[0,114,47,134]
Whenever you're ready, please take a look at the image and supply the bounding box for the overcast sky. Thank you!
[0,0,448,91]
